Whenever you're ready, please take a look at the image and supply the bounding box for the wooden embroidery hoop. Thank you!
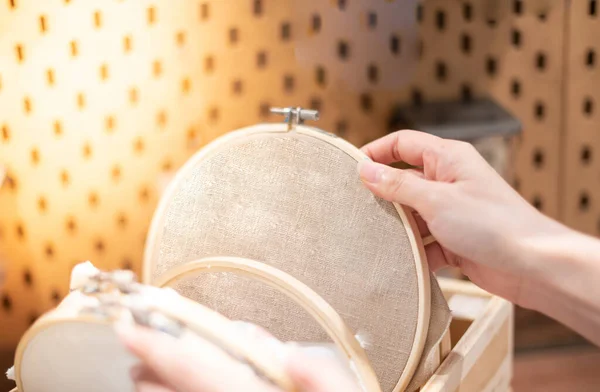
[10,264,301,392]
[143,107,433,392]
[156,256,382,392]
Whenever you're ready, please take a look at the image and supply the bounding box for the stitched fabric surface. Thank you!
[152,132,450,391]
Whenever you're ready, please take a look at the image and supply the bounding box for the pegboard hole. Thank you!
[586,49,596,67]
[39,15,48,33]
[161,159,173,172]
[229,28,239,45]
[435,61,447,82]
[176,31,186,46]
[511,79,521,98]
[536,52,547,71]
[199,3,209,21]
[581,145,592,164]
[463,2,473,21]
[337,0,347,11]
[16,223,25,240]
[512,29,522,48]
[23,269,32,286]
[579,192,591,211]
[534,101,545,120]
[111,164,122,182]
[105,115,116,132]
[532,148,544,168]
[24,96,32,114]
[256,51,267,68]
[416,3,423,23]
[147,6,156,24]
[513,177,521,192]
[280,22,291,41]
[181,78,191,94]
[70,40,78,57]
[100,64,109,81]
[461,84,473,103]
[51,289,61,304]
[88,191,99,208]
[487,18,497,27]
[315,66,326,87]
[367,64,379,84]
[83,142,92,159]
[590,0,597,17]
[30,148,40,165]
[46,68,55,86]
[538,12,547,21]
[94,239,105,253]
[1,124,10,142]
[338,40,350,60]
[360,93,373,113]
[93,10,102,28]
[60,169,70,187]
[208,107,219,123]
[283,74,295,93]
[390,34,401,56]
[1,294,11,312]
[15,44,24,62]
[532,196,543,211]
[117,212,128,228]
[129,87,139,105]
[133,137,145,154]
[583,97,594,116]
[29,314,39,326]
[435,9,446,31]
[8,0,15,9]
[66,216,77,234]
[514,0,523,15]
[309,96,322,112]
[156,110,167,128]
[253,0,263,16]
[367,11,377,29]
[259,102,270,118]
[121,258,133,270]
[152,60,162,78]
[312,14,321,33]
[232,79,243,95]
[44,243,55,259]
[461,33,472,54]
[336,120,348,137]
[77,92,86,110]
[412,88,423,107]
[486,56,498,77]
[123,35,132,53]
[37,196,48,213]
[53,120,63,136]
[139,186,150,203]
[204,56,215,73]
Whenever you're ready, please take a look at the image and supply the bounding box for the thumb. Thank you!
[357,160,436,211]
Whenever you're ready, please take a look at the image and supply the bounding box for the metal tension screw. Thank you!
[270,107,320,130]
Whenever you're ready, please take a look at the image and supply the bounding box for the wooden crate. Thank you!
[422,278,514,392]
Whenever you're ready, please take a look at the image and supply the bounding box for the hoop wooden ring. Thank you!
[143,123,432,392]
[156,256,382,392]
[11,284,298,391]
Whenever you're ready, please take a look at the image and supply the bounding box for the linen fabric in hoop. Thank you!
[143,123,450,391]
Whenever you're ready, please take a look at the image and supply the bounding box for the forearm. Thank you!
[519,225,600,346]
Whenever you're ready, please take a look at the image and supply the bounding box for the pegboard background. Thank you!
[563,1,600,234]
[0,0,576,354]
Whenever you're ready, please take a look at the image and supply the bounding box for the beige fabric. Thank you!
[151,131,450,391]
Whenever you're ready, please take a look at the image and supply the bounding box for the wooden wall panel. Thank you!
[0,0,571,351]
[563,0,600,234]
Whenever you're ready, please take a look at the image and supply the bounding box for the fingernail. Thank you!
[357,160,383,183]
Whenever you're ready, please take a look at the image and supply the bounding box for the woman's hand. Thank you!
[115,322,361,392]
[358,130,570,307]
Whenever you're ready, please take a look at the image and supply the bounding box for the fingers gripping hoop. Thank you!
[156,256,383,392]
